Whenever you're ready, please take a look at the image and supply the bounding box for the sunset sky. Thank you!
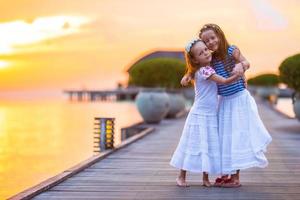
[0,0,299,97]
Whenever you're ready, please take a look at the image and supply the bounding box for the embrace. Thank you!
[170,23,272,188]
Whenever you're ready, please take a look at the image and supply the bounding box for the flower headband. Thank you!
[200,24,218,34]
[202,24,217,29]
[185,39,200,53]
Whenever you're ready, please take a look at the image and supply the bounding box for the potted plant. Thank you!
[128,58,186,123]
[279,54,300,120]
[247,73,280,102]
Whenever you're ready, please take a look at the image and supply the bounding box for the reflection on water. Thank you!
[0,99,142,199]
[275,98,295,118]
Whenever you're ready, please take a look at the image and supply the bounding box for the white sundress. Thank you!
[212,45,272,174]
[218,90,272,174]
[170,66,221,174]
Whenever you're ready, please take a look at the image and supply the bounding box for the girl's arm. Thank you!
[180,73,192,86]
[208,73,240,84]
[232,47,249,87]
[232,47,250,74]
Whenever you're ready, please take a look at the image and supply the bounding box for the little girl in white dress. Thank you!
[170,39,241,187]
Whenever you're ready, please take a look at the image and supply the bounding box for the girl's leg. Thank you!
[202,172,211,187]
[176,169,189,187]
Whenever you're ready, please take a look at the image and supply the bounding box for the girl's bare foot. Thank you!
[202,180,212,187]
[176,177,189,187]
[202,172,211,187]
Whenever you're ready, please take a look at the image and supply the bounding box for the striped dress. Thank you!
[213,45,272,174]
[212,45,245,96]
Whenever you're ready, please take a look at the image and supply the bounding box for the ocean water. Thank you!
[0,99,142,199]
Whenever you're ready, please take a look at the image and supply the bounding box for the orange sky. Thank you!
[0,0,299,96]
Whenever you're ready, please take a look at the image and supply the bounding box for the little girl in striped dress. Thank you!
[170,39,241,187]
[198,23,272,187]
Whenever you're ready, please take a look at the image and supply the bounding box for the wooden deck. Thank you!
[26,100,300,199]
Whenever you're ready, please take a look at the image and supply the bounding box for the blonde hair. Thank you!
[199,23,230,62]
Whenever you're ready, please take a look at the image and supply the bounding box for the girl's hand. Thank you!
[232,63,244,76]
[181,75,192,86]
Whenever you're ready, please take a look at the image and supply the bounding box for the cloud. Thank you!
[0,15,91,54]
[250,0,288,30]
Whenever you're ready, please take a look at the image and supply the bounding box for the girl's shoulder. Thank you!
[198,66,216,80]
[227,45,239,57]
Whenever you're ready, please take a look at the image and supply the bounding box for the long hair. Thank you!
[199,23,230,62]
[184,40,202,80]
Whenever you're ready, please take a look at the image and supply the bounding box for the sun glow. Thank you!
[0,15,91,54]
[0,61,10,69]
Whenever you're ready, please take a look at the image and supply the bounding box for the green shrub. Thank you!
[128,58,186,89]
[279,54,300,93]
[247,74,280,86]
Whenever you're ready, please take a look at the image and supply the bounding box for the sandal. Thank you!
[221,178,242,188]
[214,178,226,187]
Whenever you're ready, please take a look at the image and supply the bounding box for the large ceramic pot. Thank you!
[256,86,279,103]
[293,93,300,120]
[181,88,195,101]
[247,85,258,95]
[166,91,186,118]
[135,88,170,124]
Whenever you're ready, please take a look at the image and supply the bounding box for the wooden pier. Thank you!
[63,88,140,102]
[9,99,300,200]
